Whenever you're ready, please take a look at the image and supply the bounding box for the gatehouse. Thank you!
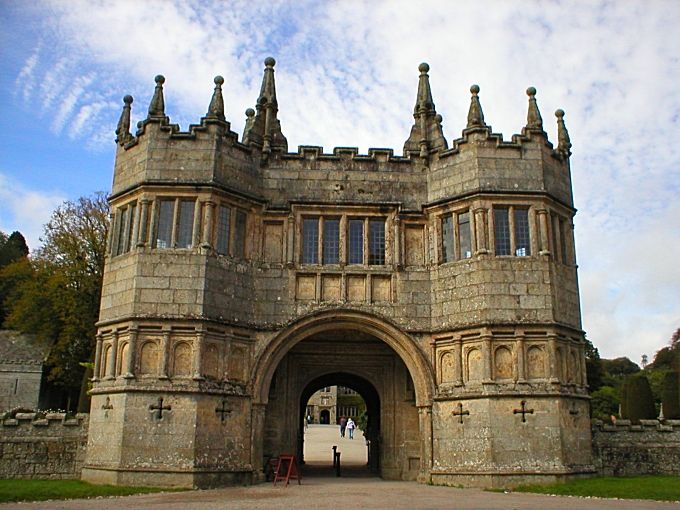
[82,58,593,488]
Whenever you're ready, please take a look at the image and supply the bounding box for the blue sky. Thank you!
[0,0,679,363]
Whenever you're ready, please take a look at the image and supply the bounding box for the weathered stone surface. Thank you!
[85,61,593,489]
[0,414,88,479]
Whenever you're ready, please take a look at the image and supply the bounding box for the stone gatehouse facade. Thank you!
[83,58,593,488]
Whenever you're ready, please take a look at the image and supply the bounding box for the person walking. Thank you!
[347,417,356,439]
[339,416,347,437]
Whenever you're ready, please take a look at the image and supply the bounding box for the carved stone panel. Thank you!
[466,348,483,382]
[322,274,341,301]
[371,275,391,302]
[568,350,578,383]
[347,275,366,302]
[118,343,129,376]
[204,343,219,379]
[103,345,112,377]
[555,347,564,381]
[229,345,248,381]
[526,345,546,379]
[139,341,159,375]
[440,351,456,384]
[494,346,513,380]
[404,225,425,266]
[296,274,316,301]
[173,342,192,377]
[264,222,284,262]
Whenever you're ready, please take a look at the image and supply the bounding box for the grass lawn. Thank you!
[514,475,680,502]
[0,479,184,503]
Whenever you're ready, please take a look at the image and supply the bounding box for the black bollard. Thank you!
[335,451,341,477]
[332,445,337,467]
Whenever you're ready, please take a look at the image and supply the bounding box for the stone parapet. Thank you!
[0,413,89,479]
[592,419,680,476]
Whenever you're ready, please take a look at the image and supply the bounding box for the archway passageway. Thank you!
[253,311,434,482]
[300,373,379,475]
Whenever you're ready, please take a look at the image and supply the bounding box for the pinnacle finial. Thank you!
[403,62,447,157]
[467,84,485,128]
[206,75,225,120]
[115,95,134,145]
[148,74,166,117]
[555,109,572,158]
[414,62,435,115]
[242,108,256,144]
[525,86,543,130]
[247,57,287,154]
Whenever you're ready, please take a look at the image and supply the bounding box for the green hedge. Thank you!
[621,374,656,423]
[661,371,680,419]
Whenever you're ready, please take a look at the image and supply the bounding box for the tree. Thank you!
[649,328,680,371]
[0,231,29,268]
[0,231,30,324]
[584,338,603,391]
[590,385,619,421]
[621,374,657,423]
[3,193,109,412]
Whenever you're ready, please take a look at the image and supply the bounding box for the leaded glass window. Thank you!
[233,210,247,258]
[115,206,129,256]
[368,219,385,265]
[302,217,319,264]
[441,215,454,263]
[216,205,230,255]
[126,203,136,252]
[348,219,364,264]
[156,200,174,249]
[176,200,195,248]
[494,208,511,256]
[458,211,472,259]
[514,208,531,256]
[323,218,340,264]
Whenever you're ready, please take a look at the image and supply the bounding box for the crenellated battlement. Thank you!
[1,412,88,428]
[114,58,572,165]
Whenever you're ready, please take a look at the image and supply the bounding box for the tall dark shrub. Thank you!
[662,371,680,420]
[620,378,629,418]
[622,374,657,423]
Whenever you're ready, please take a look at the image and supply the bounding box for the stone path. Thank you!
[2,425,677,510]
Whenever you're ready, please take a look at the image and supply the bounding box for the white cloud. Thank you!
[0,173,66,252]
[8,0,680,361]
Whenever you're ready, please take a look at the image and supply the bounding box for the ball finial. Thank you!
[214,75,224,85]
[435,114,443,123]
[418,62,429,73]
[264,56,276,67]
[555,109,565,118]
[245,108,255,117]
[123,95,133,105]
[470,84,480,94]
[527,86,536,96]
[154,75,165,84]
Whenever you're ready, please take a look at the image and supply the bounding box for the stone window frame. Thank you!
[211,200,248,260]
[151,196,198,250]
[439,208,472,264]
[489,204,534,258]
[298,211,388,267]
[111,200,137,257]
[549,210,572,265]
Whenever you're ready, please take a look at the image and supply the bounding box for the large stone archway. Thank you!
[250,309,436,482]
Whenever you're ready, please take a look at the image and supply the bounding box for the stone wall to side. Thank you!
[0,412,88,479]
[591,419,680,476]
